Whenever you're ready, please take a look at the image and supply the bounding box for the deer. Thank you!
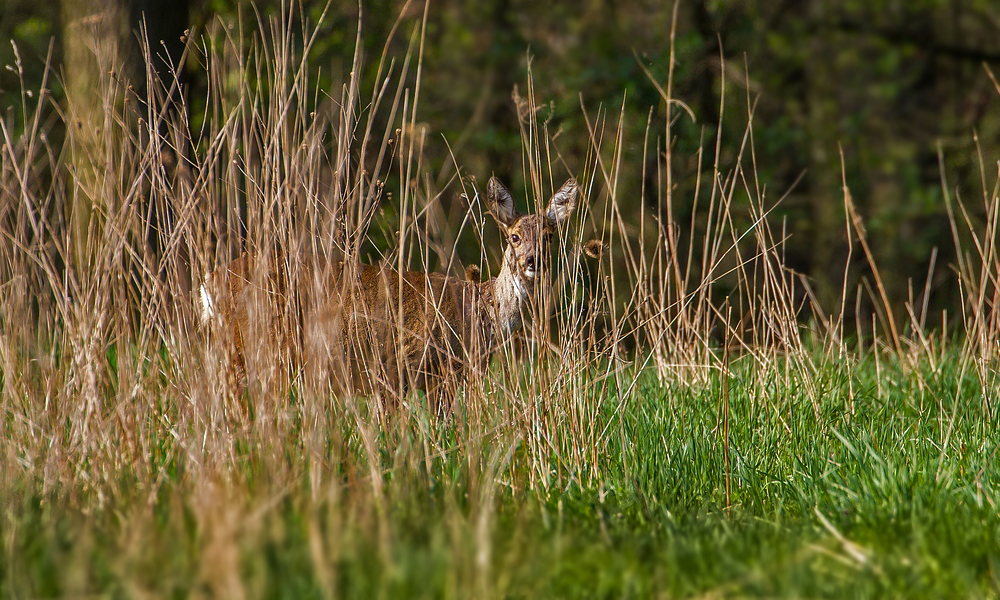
[198,176,580,414]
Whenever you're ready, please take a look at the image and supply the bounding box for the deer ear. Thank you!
[546,178,578,224]
[485,177,519,228]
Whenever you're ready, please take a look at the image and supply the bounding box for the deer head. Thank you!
[484,176,579,288]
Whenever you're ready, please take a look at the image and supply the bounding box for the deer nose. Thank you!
[525,256,536,270]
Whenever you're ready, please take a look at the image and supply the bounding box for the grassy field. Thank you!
[4,354,998,597]
[3,7,1000,599]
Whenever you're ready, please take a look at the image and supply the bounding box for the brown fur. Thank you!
[199,177,579,414]
[464,264,482,284]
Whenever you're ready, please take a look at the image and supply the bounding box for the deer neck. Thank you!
[484,247,533,335]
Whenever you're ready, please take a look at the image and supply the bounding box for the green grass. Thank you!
[4,353,998,598]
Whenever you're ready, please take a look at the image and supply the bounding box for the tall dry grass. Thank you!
[1,3,999,595]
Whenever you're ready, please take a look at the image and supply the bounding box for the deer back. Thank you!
[201,254,493,407]
[300,261,493,404]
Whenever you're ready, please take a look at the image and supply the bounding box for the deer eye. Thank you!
[510,234,521,244]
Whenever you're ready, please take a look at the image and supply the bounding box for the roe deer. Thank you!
[198,176,579,413]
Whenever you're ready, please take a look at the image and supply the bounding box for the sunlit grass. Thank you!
[4,357,997,597]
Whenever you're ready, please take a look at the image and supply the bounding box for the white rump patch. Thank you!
[199,281,216,323]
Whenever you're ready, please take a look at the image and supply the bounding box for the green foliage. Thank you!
[0,1,58,128]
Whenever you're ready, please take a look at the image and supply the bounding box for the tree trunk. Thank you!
[60,0,190,289]
[60,0,132,275]
[803,2,845,318]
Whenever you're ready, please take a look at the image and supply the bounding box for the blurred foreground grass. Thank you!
[4,352,997,599]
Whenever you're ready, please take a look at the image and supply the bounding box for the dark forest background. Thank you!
[3,0,1000,333]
